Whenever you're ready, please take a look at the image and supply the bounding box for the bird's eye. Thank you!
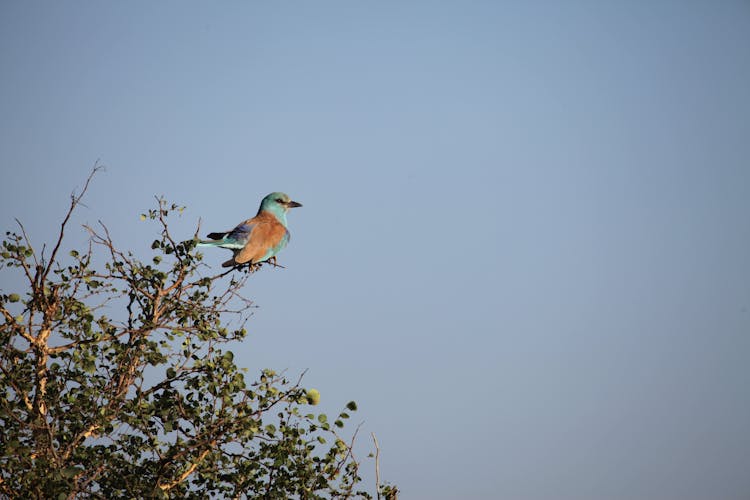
[275,198,284,203]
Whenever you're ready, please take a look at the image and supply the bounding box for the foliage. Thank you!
[0,170,389,499]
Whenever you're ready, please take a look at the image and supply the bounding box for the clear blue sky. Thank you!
[2,2,749,498]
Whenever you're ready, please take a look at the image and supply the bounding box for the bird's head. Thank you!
[258,192,302,220]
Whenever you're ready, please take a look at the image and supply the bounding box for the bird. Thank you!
[198,192,302,268]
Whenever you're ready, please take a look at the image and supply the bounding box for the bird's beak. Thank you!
[287,200,302,208]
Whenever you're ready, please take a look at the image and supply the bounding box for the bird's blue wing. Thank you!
[228,222,255,241]
[209,222,256,249]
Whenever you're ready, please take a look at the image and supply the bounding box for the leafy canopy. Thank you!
[0,169,395,499]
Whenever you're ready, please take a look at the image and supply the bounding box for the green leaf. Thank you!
[346,401,358,411]
[61,466,80,478]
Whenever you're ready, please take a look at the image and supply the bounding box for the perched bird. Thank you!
[198,192,302,268]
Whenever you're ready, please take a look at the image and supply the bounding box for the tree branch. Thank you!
[372,433,381,500]
[156,441,216,492]
[42,163,103,286]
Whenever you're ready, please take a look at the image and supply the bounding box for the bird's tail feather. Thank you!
[198,231,232,247]
[197,240,224,247]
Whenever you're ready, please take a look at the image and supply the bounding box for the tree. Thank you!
[0,169,396,499]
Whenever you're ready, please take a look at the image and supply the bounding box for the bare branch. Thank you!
[372,433,382,500]
[42,163,104,286]
[11,219,36,285]
[14,218,39,270]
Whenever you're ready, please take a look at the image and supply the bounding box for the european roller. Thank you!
[198,192,302,268]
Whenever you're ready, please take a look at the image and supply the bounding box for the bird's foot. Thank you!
[235,262,262,274]
[265,257,285,269]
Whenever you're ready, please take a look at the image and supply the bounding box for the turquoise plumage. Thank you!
[198,192,302,268]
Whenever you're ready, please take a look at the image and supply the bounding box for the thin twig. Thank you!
[14,218,39,270]
[42,163,103,286]
[12,219,36,285]
[372,433,381,500]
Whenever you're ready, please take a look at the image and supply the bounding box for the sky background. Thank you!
[1,1,749,498]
